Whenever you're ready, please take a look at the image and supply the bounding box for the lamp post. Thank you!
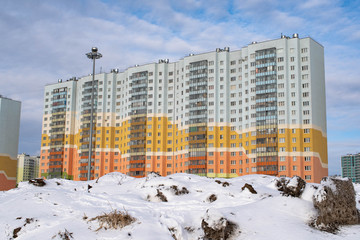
[85,47,102,181]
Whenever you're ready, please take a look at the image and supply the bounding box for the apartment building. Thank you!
[17,153,40,183]
[0,95,21,190]
[341,153,360,183]
[40,34,328,183]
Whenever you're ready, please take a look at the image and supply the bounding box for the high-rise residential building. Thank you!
[17,153,40,183]
[0,95,21,191]
[341,153,360,183]
[40,34,328,183]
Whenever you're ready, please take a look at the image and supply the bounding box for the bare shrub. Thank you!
[57,229,73,240]
[89,210,136,231]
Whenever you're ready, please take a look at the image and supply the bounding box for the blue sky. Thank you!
[1,0,359,175]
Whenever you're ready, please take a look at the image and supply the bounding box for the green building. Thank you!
[341,153,360,183]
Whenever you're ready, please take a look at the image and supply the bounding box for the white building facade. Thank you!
[40,35,328,182]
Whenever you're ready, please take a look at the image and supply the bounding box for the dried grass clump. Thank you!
[57,229,73,240]
[89,210,136,231]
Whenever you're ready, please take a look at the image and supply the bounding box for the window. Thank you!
[304,138,310,143]
[279,138,285,143]
[279,129,285,134]
[302,74,309,80]
[302,65,308,71]
[305,157,311,162]
[305,166,311,171]
[305,175,311,180]
[280,156,285,162]
[304,129,310,134]
[301,48,308,53]
[279,166,286,171]
[304,147,310,152]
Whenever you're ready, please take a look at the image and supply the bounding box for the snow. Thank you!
[0,173,359,240]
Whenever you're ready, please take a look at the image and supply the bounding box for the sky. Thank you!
[0,0,359,176]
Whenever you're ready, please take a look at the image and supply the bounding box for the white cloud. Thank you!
[1,0,359,176]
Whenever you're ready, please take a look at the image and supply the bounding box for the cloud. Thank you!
[1,0,359,177]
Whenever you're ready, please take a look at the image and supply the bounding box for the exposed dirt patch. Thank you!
[28,178,46,187]
[215,180,230,187]
[312,177,359,233]
[13,227,21,238]
[276,176,306,197]
[241,183,257,194]
[168,227,178,240]
[12,218,35,238]
[155,189,168,202]
[208,194,217,203]
[170,185,189,195]
[201,217,237,240]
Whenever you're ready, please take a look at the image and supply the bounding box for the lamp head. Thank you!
[91,47,98,53]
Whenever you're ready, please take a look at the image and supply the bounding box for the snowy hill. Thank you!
[1,173,359,240]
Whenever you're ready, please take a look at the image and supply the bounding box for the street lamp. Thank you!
[86,47,102,181]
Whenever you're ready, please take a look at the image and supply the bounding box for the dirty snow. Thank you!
[0,173,359,240]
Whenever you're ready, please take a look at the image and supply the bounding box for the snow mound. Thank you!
[1,173,359,239]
